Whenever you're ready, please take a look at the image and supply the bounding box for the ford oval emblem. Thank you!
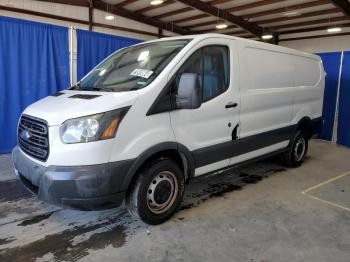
[20,130,32,141]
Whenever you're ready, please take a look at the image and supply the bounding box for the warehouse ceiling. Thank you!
[18,0,350,41]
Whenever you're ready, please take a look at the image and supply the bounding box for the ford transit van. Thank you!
[12,34,324,224]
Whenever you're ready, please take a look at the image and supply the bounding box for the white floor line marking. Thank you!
[302,192,350,212]
[302,170,350,194]
[301,170,350,212]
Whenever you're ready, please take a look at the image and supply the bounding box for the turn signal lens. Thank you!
[100,119,120,139]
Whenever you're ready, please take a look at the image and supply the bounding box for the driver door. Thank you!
[169,39,240,176]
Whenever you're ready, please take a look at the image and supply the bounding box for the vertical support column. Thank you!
[89,0,94,31]
[272,33,279,45]
[158,27,163,38]
[332,51,344,144]
[69,26,74,86]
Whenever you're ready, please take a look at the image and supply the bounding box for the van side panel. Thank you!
[238,44,294,138]
[109,37,324,178]
[230,42,324,167]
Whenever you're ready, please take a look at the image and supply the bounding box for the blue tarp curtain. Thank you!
[76,29,142,81]
[0,16,69,153]
[317,51,350,148]
[337,51,350,147]
[316,52,342,141]
[0,18,349,153]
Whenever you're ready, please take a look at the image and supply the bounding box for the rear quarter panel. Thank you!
[292,56,324,124]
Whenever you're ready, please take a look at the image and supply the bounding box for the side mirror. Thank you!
[175,73,202,109]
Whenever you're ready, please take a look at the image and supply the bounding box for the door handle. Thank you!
[225,102,238,109]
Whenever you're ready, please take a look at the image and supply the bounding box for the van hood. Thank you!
[23,90,139,126]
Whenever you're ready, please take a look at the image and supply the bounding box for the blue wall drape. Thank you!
[0,16,69,153]
[0,19,348,152]
[337,51,350,147]
[316,52,342,141]
[76,29,142,81]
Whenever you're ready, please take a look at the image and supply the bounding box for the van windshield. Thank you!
[74,39,191,92]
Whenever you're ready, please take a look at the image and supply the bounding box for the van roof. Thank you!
[145,33,320,61]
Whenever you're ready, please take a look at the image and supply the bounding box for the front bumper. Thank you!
[12,146,133,210]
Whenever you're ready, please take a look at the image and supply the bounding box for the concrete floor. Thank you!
[0,140,350,262]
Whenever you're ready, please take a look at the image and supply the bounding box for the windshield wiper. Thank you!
[69,83,80,90]
[90,86,114,92]
[69,82,114,92]
[77,86,114,92]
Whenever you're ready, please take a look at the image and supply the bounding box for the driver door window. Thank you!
[174,45,229,102]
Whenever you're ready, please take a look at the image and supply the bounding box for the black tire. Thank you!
[283,130,309,167]
[126,159,185,225]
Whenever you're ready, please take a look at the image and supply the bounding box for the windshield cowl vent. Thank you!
[69,94,101,100]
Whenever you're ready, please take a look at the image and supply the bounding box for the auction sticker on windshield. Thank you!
[130,69,153,79]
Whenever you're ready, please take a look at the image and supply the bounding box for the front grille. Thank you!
[18,115,49,161]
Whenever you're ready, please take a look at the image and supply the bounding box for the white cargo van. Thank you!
[12,34,324,224]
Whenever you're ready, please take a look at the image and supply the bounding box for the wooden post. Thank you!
[158,28,163,38]
[89,0,94,31]
[272,33,279,45]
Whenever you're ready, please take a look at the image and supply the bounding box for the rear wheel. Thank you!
[126,159,185,225]
[283,131,308,167]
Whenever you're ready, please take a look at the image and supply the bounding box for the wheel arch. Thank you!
[121,142,195,193]
[296,116,313,139]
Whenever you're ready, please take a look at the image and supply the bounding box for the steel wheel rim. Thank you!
[294,137,306,162]
[146,171,178,214]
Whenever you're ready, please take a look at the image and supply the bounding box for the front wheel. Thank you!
[283,131,309,167]
[126,159,185,225]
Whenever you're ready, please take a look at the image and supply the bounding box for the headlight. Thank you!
[60,107,130,144]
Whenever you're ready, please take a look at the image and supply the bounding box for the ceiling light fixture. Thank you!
[282,10,301,17]
[262,34,273,40]
[105,15,115,20]
[327,27,342,33]
[216,23,228,30]
[150,0,164,5]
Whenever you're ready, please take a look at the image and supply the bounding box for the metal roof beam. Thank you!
[175,0,264,36]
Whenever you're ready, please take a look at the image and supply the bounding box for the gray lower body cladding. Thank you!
[12,147,133,210]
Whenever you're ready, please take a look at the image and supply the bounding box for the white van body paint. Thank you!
[14,34,324,207]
